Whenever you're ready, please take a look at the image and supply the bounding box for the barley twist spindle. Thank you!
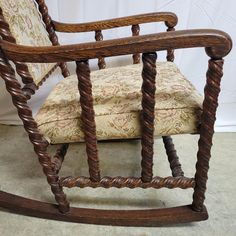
[61,176,195,189]
[192,59,224,212]
[36,0,70,78]
[0,51,70,213]
[131,24,141,64]
[76,60,101,182]
[52,144,69,173]
[141,52,157,182]
[95,30,106,69]
[166,26,175,62]
[0,8,34,85]
[162,136,184,177]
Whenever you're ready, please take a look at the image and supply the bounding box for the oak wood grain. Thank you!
[0,29,231,63]
[0,191,208,226]
[52,12,178,33]
[0,0,233,225]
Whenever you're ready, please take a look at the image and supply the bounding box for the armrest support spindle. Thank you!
[95,30,106,69]
[192,59,224,211]
[76,60,101,182]
[131,24,141,64]
[141,52,157,182]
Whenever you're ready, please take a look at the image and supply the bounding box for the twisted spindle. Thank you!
[36,0,70,78]
[131,24,141,64]
[95,30,106,69]
[61,176,195,189]
[0,7,34,85]
[192,59,224,212]
[141,52,157,182]
[76,60,101,182]
[162,136,184,177]
[166,26,175,62]
[22,64,59,100]
[0,4,62,98]
[52,144,69,173]
[163,24,182,176]
[0,50,70,213]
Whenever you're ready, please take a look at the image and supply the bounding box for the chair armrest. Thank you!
[0,29,232,63]
[52,12,178,33]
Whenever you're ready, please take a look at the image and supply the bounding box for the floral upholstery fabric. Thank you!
[35,62,203,144]
[0,0,56,85]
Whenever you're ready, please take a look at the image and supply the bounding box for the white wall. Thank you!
[0,0,235,131]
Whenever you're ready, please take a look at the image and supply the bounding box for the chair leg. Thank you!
[192,59,224,212]
[0,53,70,214]
[162,136,184,177]
[30,142,70,214]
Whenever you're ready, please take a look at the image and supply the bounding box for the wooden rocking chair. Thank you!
[0,0,232,226]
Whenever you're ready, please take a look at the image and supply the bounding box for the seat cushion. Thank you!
[0,0,56,85]
[35,62,203,144]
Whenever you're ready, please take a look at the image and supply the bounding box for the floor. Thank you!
[0,124,235,236]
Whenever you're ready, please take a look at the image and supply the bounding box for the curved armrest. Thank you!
[0,29,232,63]
[52,12,178,33]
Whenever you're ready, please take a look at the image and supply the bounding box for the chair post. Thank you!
[192,59,224,212]
[141,52,157,182]
[0,50,70,213]
[76,60,101,182]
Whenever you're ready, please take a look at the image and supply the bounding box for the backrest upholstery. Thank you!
[0,0,56,85]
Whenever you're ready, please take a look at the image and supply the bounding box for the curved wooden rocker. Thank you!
[0,0,232,226]
[0,191,208,226]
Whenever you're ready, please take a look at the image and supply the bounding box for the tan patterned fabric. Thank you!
[0,0,56,85]
[35,62,203,144]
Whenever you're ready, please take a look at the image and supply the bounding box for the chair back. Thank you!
[0,0,69,93]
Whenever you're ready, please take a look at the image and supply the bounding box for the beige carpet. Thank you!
[0,124,235,235]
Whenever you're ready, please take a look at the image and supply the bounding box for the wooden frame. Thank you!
[0,0,232,226]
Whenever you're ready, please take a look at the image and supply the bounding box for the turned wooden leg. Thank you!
[192,59,224,212]
[162,136,184,177]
